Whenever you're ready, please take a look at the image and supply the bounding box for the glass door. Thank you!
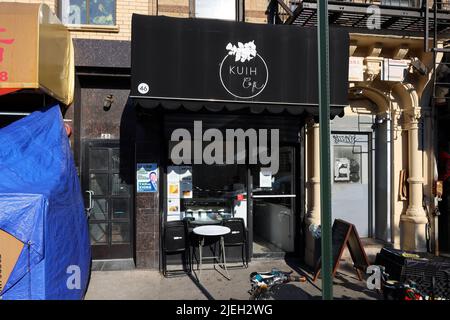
[251,146,296,254]
[83,140,134,260]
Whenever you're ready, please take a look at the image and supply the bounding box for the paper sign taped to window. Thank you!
[259,170,272,188]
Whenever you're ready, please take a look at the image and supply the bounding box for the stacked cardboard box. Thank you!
[0,229,24,294]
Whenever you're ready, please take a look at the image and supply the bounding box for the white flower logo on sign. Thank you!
[226,41,257,63]
[219,40,268,99]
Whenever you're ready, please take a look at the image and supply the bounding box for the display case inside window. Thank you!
[166,164,247,223]
[182,198,233,222]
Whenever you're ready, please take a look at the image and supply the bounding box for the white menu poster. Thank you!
[167,198,180,219]
[167,166,180,199]
[167,165,193,199]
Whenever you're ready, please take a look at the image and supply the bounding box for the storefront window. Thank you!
[166,164,247,223]
[252,150,294,196]
[59,0,116,26]
[194,0,236,21]
[166,137,247,223]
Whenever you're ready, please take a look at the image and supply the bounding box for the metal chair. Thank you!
[183,216,196,270]
[222,218,249,268]
[162,220,191,277]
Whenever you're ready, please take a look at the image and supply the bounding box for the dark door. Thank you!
[82,140,133,259]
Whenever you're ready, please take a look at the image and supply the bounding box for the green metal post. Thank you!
[317,0,333,300]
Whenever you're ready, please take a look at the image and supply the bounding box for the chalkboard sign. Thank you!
[313,219,370,282]
[346,222,370,272]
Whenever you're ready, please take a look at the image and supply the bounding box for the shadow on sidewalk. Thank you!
[264,284,315,300]
[188,272,215,300]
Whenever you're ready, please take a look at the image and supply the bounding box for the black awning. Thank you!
[130,15,349,116]
[133,98,345,118]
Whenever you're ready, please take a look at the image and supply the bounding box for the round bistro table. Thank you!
[193,225,231,280]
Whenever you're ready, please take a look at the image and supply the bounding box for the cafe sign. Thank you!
[219,41,268,99]
[131,15,350,107]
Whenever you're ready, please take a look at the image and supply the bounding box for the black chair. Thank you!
[183,216,195,225]
[222,218,248,268]
[183,216,196,269]
[162,220,191,277]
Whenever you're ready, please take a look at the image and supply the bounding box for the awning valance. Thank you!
[0,3,74,105]
[131,15,349,116]
[133,98,345,117]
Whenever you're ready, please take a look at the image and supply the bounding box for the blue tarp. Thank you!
[0,105,90,300]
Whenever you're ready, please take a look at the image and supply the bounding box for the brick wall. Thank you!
[18,0,268,41]
[158,0,190,18]
[245,0,268,24]
[69,0,149,41]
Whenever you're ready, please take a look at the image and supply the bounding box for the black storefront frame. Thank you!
[130,15,349,269]
[152,110,305,268]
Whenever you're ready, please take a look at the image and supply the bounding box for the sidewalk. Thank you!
[85,258,380,300]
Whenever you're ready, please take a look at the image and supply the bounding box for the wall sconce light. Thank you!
[350,88,364,97]
[103,94,114,111]
[376,117,384,124]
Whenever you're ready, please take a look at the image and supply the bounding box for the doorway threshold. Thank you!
[252,236,287,259]
[252,251,286,259]
[91,259,136,271]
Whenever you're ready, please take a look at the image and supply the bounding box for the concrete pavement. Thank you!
[85,258,380,300]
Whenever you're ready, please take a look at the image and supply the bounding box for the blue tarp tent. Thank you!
[0,105,90,299]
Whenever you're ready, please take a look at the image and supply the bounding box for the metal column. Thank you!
[317,0,333,300]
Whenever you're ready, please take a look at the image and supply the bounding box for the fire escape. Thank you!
[267,0,450,102]
[425,1,450,104]
[266,1,450,254]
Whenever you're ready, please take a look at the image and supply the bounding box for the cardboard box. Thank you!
[0,229,24,294]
